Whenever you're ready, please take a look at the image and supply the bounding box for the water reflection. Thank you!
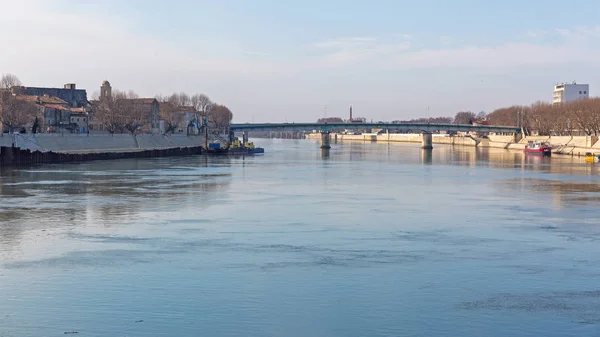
[320,148,330,159]
[0,156,232,250]
[421,149,433,165]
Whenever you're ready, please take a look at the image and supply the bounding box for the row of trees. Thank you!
[94,90,147,134]
[95,90,235,135]
[452,98,600,136]
[485,99,600,136]
[154,92,232,134]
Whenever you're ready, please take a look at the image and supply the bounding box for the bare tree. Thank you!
[158,101,185,134]
[0,74,37,133]
[165,92,191,107]
[0,73,22,90]
[530,101,553,136]
[123,96,146,135]
[191,94,212,117]
[1,97,38,133]
[454,111,476,124]
[208,104,233,130]
[95,90,127,134]
[476,111,488,121]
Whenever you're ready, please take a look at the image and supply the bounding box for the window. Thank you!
[579,91,582,94]
[584,91,587,94]
[77,118,80,122]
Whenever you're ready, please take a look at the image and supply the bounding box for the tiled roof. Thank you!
[15,94,68,105]
[40,104,87,113]
[40,104,70,111]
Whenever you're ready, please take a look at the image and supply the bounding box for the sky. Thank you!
[1,0,600,122]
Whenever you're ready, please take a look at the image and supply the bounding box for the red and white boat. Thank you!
[525,140,552,155]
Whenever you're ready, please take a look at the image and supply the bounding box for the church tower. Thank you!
[100,80,112,100]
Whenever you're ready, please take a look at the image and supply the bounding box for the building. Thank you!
[553,82,589,104]
[14,94,89,133]
[159,103,201,134]
[129,98,160,133]
[69,110,89,133]
[11,83,89,108]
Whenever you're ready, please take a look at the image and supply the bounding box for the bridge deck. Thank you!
[230,122,521,134]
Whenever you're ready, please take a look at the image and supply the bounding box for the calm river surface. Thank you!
[2,139,600,336]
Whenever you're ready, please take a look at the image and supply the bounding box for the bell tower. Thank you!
[100,80,112,100]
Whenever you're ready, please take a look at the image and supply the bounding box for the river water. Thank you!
[1,139,600,337]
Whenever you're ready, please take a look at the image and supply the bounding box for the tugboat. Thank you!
[524,140,552,156]
[228,138,264,155]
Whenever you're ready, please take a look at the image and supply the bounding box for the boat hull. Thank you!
[228,147,265,155]
[524,147,551,155]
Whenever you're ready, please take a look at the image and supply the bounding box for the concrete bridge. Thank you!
[230,122,521,149]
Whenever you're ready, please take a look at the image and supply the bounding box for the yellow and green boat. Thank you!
[584,152,600,163]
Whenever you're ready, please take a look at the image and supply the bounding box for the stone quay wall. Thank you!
[307,132,600,156]
[0,133,207,154]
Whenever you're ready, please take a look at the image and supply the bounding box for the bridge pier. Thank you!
[320,131,331,149]
[421,132,433,150]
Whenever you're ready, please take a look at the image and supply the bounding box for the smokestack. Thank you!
[350,105,353,121]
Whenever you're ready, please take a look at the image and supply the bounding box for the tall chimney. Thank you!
[350,105,353,121]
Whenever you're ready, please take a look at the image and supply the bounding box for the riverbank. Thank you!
[0,145,203,167]
[307,133,600,156]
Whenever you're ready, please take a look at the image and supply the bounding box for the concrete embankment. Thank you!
[307,133,479,146]
[308,133,600,156]
[0,133,207,153]
[0,133,211,167]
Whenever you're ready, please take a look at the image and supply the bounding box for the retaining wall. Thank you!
[1,133,207,154]
[317,133,479,146]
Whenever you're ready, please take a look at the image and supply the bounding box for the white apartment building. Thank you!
[553,82,589,104]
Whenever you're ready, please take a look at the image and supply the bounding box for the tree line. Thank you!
[451,99,600,136]
[408,99,600,137]
[154,92,232,133]
[486,99,600,136]
[95,88,233,135]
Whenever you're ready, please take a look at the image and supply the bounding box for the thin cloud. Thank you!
[313,37,378,49]
[310,27,600,71]
[243,51,270,57]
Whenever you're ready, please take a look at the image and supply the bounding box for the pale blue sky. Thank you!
[2,0,600,122]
